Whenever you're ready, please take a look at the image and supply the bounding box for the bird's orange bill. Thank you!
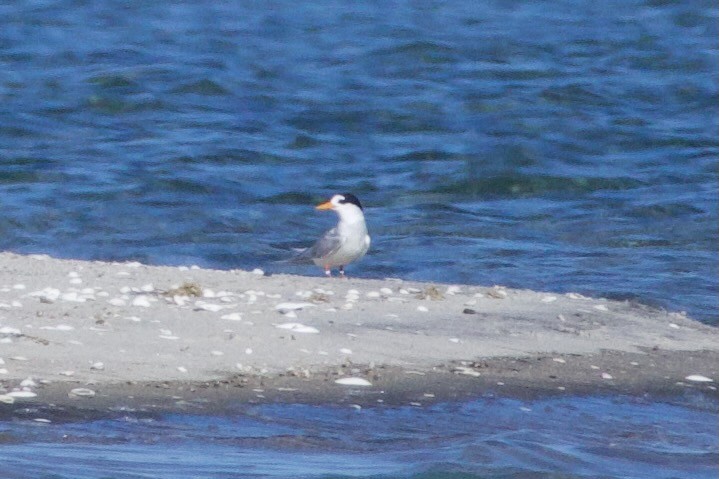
[316,201,333,210]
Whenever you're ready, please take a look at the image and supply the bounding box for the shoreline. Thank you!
[7,349,718,421]
[1,252,717,417]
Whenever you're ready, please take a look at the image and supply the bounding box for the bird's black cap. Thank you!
[339,193,363,211]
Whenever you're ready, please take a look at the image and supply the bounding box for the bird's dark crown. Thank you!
[338,193,363,211]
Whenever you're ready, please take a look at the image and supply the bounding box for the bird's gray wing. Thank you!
[280,227,344,264]
[305,227,345,261]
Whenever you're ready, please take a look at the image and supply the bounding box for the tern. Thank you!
[291,193,370,277]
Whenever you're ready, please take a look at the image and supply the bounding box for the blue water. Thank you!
[0,0,716,323]
[0,1,717,476]
[0,396,717,479]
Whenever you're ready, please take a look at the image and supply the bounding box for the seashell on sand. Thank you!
[275,323,320,334]
[334,377,372,387]
[69,388,96,398]
[275,302,315,313]
[7,390,37,398]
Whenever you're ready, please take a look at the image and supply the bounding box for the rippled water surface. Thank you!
[1,3,717,477]
[1,396,717,479]
[0,0,717,322]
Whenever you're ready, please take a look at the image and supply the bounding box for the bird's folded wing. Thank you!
[305,227,345,261]
[277,228,344,265]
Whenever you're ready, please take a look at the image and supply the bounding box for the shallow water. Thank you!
[0,3,717,475]
[0,0,716,323]
[0,396,716,479]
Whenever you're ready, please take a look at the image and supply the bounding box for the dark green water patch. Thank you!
[371,40,460,65]
[170,78,230,96]
[386,150,470,163]
[87,74,139,90]
[628,203,705,219]
[429,175,644,198]
[286,134,321,150]
[540,83,610,108]
[264,192,316,205]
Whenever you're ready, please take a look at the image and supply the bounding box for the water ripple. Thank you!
[0,0,716,323]
[0,397,715,479]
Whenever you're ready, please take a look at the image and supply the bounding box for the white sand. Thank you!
[0,252,716,405]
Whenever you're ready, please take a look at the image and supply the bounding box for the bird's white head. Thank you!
[316,193,365,224]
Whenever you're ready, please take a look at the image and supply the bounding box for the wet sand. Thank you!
[0,252,716,417]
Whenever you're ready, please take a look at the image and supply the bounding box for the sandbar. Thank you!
[0,252,716,418]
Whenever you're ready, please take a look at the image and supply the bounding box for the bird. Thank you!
[291,193,370,277]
